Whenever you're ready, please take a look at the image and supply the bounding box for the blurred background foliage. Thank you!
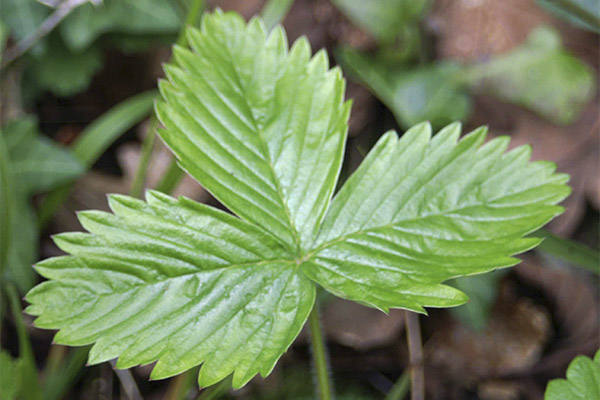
[0,0,598,399]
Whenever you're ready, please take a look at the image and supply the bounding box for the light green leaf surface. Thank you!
[27,191,314,388]
[336,47,471,129]
[332,0,430,43]
[301,123,569,312]
[156,12,350,251]
[464,26,595,125]
[60,0,181,50]
[26,11,570,390]
[537,0,600,33]
[545,350,600,400]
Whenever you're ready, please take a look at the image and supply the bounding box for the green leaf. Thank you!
[1,117,84,292]
[537,0,600,33]
[0,351,18,400]
[0,132,13,273]
[0,0,49,54]
[26,11,570,390]
[26,191,315,388]
[336,47,471,129]
[3,117,84,196]
[156,11,350,251]
[301,123,569,313]
[38,89,157,227]
[6,284,42,400]
[332,0,431,43]
[59,0,181,51]
[449,271,505,330]
[545,350,600,400]
[464,26,595,125]
[26,33,103,97]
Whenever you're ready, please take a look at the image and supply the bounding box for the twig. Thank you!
[404,312,424,400]
[1,0,96,68]
[109,359,143,400]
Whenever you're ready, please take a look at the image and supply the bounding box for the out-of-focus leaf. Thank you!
[336,47,471,129]
[59,0,181,51]
[0,0,49,54]
[0,351,18,400]
[449,271,506,331]
[38,89,157,227]
[260,0,294,30]
[0,133,13,273]
[537,0,600,33]
[4,203,37,294]
[534,229,600,274]
[3,117,84,195]
[27,33,103,97]
[545,350,600,400]
[332,0,431,43]
[1,117,84,292]
[464,26,595,125]
[6,284,42,400]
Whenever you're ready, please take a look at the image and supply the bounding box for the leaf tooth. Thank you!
[429,121,460,149]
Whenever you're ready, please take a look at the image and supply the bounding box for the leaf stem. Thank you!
[109,359,143,400]
[308,300,333,400]
[404,312,424,400]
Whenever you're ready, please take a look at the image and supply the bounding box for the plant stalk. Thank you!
[308,300,333,400]
[404,312,424,400]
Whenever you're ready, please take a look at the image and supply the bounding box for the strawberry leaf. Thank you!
[545,350,600,400]
[26,10,570,390]
[26,191,314,388]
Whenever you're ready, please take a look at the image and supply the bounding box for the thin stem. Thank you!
[129,118,158,198]
[110,359,143,400]
[308,300,333,400]
[384,370,410,400]
[1,0,93,68]
[404,312,424,400]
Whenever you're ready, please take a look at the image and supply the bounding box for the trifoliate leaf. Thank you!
[464,26,595,125]
[26,191,315,388]
[26,11,570,390]
[156,11,350,251]
[545,350,600,400]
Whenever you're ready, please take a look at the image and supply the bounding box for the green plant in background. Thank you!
[334,1,596,129]
[0,0,183,98]
[24,11,571,398]
[0,117,84,293]
[545,350,600,400]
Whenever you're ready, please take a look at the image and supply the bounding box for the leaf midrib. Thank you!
[220,37,303,255]
[304,193,555,261]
